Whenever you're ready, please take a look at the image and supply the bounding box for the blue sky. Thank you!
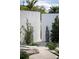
[20,0,59,10]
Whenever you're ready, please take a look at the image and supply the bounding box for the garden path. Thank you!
[29,47,57,59]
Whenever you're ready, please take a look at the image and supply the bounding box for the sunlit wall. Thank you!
[20,11,41,44]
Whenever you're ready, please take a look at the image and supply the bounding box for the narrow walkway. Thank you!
[29,47,57,59]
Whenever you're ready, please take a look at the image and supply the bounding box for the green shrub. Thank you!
[20,51,29,59]
[31,43,38,46]
[47,42,57,50]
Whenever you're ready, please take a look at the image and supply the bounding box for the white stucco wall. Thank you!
[20,11,41,43]
[41,14,59,41]
[20,10,59,44]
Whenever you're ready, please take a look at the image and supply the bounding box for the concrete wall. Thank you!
[20,10,59,44]
[41,14,59,42]
[20,11,41,44]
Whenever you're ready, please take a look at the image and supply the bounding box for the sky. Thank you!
[20,0,59,10]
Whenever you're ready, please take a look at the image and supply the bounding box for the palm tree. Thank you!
[26,0,38,10]
[49,6,59,13]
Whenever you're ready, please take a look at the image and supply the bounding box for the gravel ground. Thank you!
[29,47,58,59]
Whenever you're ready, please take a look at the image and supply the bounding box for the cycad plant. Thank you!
[20,19,33,45]
[24,19,33,45]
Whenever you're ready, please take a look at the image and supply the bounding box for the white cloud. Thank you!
[35,0,59,10]
[52,4,59,6]
[35,1,51,10]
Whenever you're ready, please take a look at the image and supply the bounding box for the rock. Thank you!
[20,46,39,55]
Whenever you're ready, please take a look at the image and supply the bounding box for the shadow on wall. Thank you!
[45,26,49,42]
